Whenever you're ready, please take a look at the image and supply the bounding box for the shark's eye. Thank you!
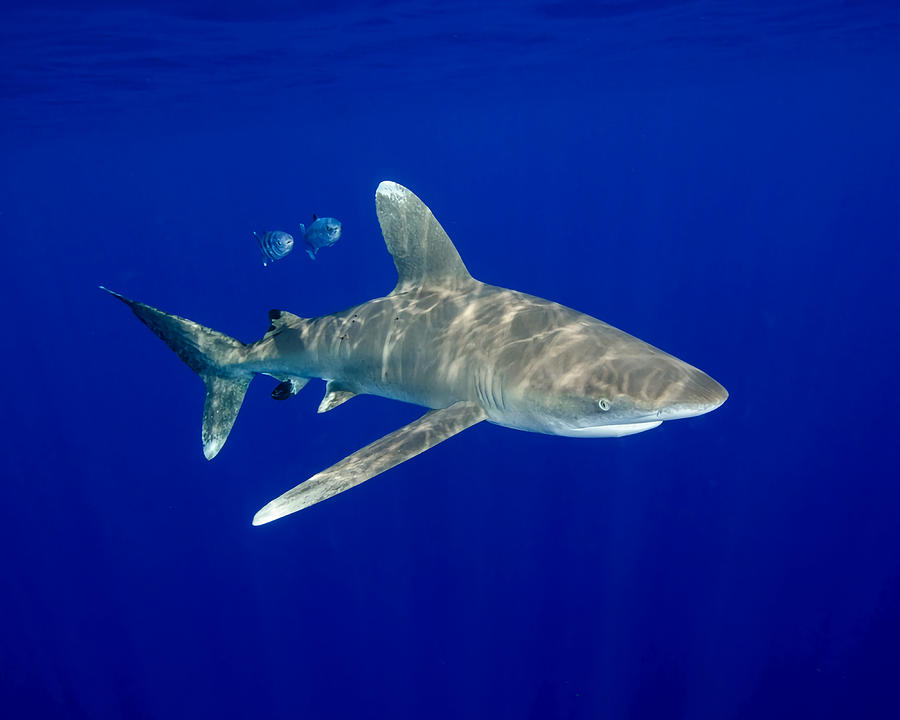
[598,398,610,411]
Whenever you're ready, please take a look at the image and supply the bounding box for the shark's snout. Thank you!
[657,369,728,420]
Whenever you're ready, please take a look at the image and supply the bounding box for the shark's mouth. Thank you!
[563,421,663,438]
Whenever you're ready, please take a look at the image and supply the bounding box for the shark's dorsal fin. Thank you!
[265,308,303,336]
[375,181,473,293]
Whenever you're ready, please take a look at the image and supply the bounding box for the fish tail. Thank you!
[298,223,306,236]
[305,241,317,260]
[254,232,269,266]
[101,287,253,460]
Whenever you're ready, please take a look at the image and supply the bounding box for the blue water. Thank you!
[3,2,900,718]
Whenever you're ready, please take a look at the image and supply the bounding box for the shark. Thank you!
[104,181,727,526]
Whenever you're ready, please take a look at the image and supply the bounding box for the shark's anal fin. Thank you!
[271,377,309,401]
[253,401,487,525]
[317,380,357,413]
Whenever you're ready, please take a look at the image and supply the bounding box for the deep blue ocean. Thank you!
[3,2,900,718]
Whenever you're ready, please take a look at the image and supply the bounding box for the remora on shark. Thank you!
[103,181,728,525]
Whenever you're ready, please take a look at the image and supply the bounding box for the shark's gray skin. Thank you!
[103,181,727,525]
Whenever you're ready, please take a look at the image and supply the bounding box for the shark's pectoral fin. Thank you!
[317,380,357,413]
[252,401,487,525]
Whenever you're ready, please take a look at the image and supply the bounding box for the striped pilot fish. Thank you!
[299,215,342,259]
[254,230,295,267]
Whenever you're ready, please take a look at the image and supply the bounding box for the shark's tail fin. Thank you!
[101,287,252,459]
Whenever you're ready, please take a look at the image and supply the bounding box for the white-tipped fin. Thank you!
[101,287,253,460]
[202,375,251,459]
[375,181,474,293]
[253,401,487,525]
[317,380,357,413]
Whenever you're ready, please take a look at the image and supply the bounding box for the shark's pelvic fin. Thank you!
[375,181,474,293]
[317,380,357,413]
[101,286,252,460]
[253,400,487,525]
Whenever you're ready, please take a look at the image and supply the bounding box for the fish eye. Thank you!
[598,398,610,411]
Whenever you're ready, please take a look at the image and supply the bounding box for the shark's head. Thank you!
[488,313,728,438]
[555,354,729,437]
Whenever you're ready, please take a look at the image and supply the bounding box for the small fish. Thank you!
[299,215,342,260]
[254,230,294,267]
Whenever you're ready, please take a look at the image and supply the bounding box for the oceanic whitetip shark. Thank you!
[103,181,727,525]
